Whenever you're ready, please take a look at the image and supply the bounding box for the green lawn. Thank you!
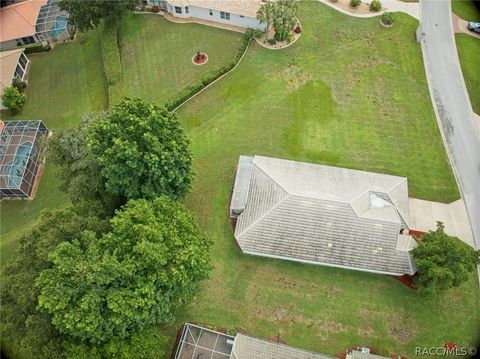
[452,0,480,21]
[1,30,105,265]
[169,2,474,357]
[456,34,480,114]
[1,3,477,358]
[119,14,243,103]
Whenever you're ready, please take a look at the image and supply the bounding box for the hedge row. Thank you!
[166,29,254,111]
[23,43,51,54]
[101,22,124,107]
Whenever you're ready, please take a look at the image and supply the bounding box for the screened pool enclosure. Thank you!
[0,121,49,199]
[35,0,73,44]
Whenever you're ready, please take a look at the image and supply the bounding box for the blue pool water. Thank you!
[5,142,35,188]
[49,16,68,39]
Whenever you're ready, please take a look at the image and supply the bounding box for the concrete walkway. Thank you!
[409,198,474,247]
[318,0,419,19]
[417,0,480,249]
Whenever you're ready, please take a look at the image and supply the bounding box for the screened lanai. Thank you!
[35,0,73,43]
[0,120,49,199]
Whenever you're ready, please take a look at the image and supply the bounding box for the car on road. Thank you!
[467,22,480,34]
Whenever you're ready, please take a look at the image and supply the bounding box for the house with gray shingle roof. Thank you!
[230,155,417,276]
[174,323,391,359]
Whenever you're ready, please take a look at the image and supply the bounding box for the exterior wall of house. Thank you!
[164,2,266,30]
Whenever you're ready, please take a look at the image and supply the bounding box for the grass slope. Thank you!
[119,14,243,103]
[452,0,480,21]
[1,30,105,265]
[456,34,480,114]
[168,2,474,357]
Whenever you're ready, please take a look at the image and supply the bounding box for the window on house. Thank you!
[185,6,189,14]
[20,36,36,45]
[18,53,28,69]
[14,64,24,80]
[209,9,213,15]
[240,15,244,18]
[175,6,182,14]
[220,11,230,20]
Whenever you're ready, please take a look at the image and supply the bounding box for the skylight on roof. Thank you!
[369,192,393,209]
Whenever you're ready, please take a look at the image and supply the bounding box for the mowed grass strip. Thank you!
[119,14,244,103]
[452,0,480,21]
[171,2,475,356]
[456,33,480,114]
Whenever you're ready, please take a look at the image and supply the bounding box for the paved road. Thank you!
[418,0,480,249]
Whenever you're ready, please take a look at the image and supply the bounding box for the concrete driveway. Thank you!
[418,0,480,249]
[409,198,474,247]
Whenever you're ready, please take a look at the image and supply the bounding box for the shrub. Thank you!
[254,29,263,38]
[350,0,361,8]
[151,5,160,13]
[381,11,394,25]
[2,86,26,114]
[294,25,302,34]
[23,43,51,54]
[370,0,382,11]
[101,22,124,106]
[267,38,277,45]
[12,78,27,93]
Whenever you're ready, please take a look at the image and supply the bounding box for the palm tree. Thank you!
[273,0,298,41]
[256,1,275,37]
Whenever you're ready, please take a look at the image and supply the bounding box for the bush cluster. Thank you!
[151,4,160,12]
[101,22,124,106]
[2,86,26,114]
[381,11,394,25]
[370,0,382,12]
[166,29,254,111]
[350,0,361,8]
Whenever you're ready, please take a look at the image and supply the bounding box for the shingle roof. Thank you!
[167,0,263,18]
[233,156,417,275]
[231,334,335,359]
[0,0,48,43]
[0,49,25,98]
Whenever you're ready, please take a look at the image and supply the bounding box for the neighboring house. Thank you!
[0,48,30,109]
[160,0,266,30]
[0,120,49,199]
[230,155,418,276]
[175,323,390,359]
[0,0,72,50]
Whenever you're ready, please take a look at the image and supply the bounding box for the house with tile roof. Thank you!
[230,155,418,276]
[0,48,30,109]
[159,0,266,30]
[0,0,73,50]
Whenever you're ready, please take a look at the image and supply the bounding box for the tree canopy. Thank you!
[87,98,194,201]
[412,222,479,295]
[2,86,26,114]
[47,114,122,216]
[1,206,110,359]
[59,0,135,31]
[36,197,212,344]
[256,1,276,36]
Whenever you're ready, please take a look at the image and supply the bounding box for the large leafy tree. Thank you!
[0,206,110,359]
[256,1,276,37]
[87,98,194,200]
[36,197,212,344]
[47,114,123,216]
[59,0,136,31]
[412,222,479,295]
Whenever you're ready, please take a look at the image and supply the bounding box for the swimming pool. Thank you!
[4,142,36,188]
[49,15,68,39]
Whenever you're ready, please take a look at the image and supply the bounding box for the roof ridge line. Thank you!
[236,193,290,238]
[252,158,290,194]
[13,5,37,26]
